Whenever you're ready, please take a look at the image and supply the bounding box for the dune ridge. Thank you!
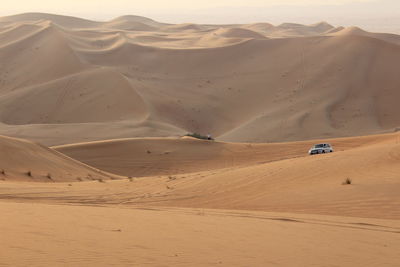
[0,13,399,145]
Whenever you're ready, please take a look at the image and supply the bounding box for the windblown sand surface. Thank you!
[53,133,398,178]
[1,202,399,267]
[0,135,117,182]
[1,133,400,266]
[0,13,400,144]
[0,12,399,267]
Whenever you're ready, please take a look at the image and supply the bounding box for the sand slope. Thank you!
[54,133,398,177]
[0,132,395,219]
[38,133,398,220]
[1,133,399,266]
[0,135,116,182]
[0,68,148,124]
[0,13,399,144]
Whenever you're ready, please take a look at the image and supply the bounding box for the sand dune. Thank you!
[54,132,398,177]
[242,22,275,32]
[2,132,398,216]
[0,135,116,182]
[104,15,165,31]
[0,13,399,144]
[150,137,400,219]
[0,68,148,124]
[240,21,334,38]
[271,22,335,37]
[0,13,400,145]
[0,20,86,96]
[212,27,267,39]
[161,23,208,32]
[0,119,185,146]
[49,133,400,220]
[331,26,400,45]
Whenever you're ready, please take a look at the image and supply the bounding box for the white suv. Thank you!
[309,143,333,155]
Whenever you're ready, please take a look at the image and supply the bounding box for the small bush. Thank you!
[26,171,32,177]
[0,169,5,175]
[128,177,134,182]
[185,133,214,141]
[342,178,352,185]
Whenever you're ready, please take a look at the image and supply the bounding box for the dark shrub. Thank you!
[185,133,214,141]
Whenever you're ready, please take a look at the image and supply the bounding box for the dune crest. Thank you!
[0,13,399,145]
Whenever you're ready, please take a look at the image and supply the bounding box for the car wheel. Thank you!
[322,150,325,153]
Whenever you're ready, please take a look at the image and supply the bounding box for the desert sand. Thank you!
[1,202,399,267]
[0,13,399,267]
[1,132,400,266]
[0,135,118,182]
[0,13,400,144]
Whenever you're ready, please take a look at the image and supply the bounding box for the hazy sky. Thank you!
[1,0,399,33]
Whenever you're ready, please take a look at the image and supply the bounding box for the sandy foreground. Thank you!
[0,202,399,267]
[1,133,400,266]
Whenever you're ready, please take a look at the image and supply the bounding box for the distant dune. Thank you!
[0,13,400,145]
[330,26,400,45]
[212,27,267,39]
